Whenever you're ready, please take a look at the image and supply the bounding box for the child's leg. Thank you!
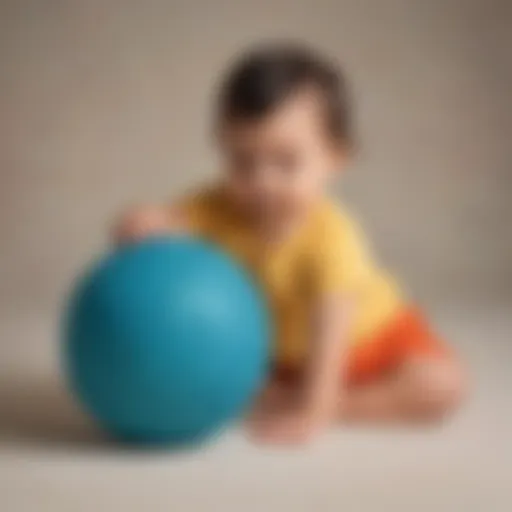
[339,356,466,424]
[252,356,465,426]
[337,308,467,424]
[255,309,466,426]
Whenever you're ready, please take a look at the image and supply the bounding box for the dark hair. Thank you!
[217,43,354,145]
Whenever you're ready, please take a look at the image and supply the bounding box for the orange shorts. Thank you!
[275,308,451,386]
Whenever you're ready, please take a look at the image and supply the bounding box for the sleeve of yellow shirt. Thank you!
[175,188,219,235]
[310,206,375,297]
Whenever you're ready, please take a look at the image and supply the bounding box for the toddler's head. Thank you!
[215,43,353,224]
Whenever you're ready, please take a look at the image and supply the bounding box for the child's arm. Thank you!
[302,214,372,424]
[112,189,216,243]
[250,210,368,444]
[302,293,353,424]
[113,204,188,244]
[250,295,352,445]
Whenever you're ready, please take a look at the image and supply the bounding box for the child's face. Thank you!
[218,90,345,223]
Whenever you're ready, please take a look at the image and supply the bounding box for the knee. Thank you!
[408,360,468,422]
[430,363,467,416]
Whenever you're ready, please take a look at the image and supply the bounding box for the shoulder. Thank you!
[177,184,236,233]
[308,198,367,248]
[178,184,220,209]
[178,184,230,217]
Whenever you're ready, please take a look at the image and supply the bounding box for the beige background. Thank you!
[1,1,511,511]
[1,0,511,316]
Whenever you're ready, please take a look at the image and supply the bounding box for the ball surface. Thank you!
[64,237,269,445]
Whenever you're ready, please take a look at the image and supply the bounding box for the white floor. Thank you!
[1,304,511,512]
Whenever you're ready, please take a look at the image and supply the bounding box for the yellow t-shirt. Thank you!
[180,187,403,368]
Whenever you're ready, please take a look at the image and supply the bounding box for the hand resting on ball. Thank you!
[114,205,188,244]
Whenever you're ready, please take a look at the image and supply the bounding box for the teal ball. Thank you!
[64,237,270,446]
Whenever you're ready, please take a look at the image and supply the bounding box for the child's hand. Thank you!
[113,205,186,244]
[248,406,327,445]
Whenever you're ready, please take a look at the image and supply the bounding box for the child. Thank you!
[114,44,466,445]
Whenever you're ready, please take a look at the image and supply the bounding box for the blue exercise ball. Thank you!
[63,237,270,446]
